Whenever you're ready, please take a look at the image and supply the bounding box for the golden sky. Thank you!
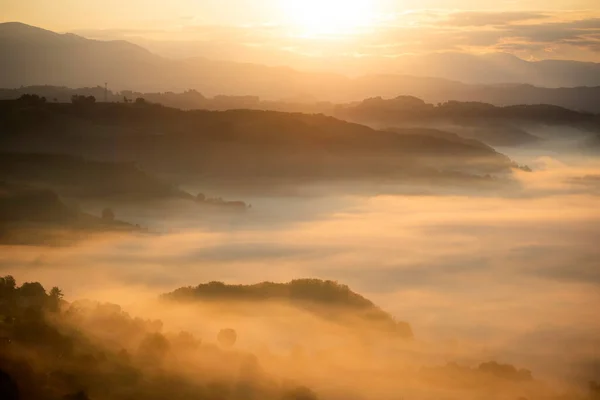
[2,0,600,63]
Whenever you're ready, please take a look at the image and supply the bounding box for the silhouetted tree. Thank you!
[217,328,237,348]
[138,332,170,364]
[282,386,318,400]
[18,94,46,106]
[71,95,95,105]
[478,361,533,381]
[19,282,46,298]
[49,286,64,312]
[0,275,16,292]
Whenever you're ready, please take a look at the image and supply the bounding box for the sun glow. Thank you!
[281,0,376,36]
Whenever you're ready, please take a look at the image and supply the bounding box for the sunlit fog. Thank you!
[1,1,600,400]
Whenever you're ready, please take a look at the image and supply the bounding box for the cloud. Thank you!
[438,11,549,27]
[71,10,600,65]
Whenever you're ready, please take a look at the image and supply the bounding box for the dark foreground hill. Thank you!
[162,279,414,339]
[0,276,323,400]
[0,98,517,188]
[0,276,560,400]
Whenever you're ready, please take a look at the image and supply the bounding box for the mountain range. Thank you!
[2,22,600,112]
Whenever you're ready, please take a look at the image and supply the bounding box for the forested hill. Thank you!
[0,97,516,184]
[162,279,414,339]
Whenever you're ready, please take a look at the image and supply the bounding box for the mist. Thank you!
[1,143,599,400]
[2,7,600,397]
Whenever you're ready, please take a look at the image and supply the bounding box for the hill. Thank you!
[0,153,191,201]
[335,96,600,147]
[162,279,414,339]
[390,52,600,88]
[2,23,600,112]
[0,98,517,186]
[0,182,137,245]
[0,276,321,400]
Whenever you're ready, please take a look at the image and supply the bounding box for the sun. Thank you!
[281,0,375,36]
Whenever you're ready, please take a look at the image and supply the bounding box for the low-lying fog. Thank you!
[1,147,599,397]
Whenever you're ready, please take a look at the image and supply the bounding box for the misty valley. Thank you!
[1,18,600,400]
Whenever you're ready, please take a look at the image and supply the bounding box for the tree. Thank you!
[19,282,46,298]
[0,276,16,291]
[49,287,64,312]
[49,287,63,299]
[138,332,170,364]
[71,95,96,105]
[217,328,237,348]
[18,94,46,106]
[282,386,318,400]
[135,97,146,105]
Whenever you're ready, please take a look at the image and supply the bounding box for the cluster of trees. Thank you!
[70,95,96,105]
[0,276,320,400]
[419,360,534,390]
[15,94,47,106]
[195,193,248,209]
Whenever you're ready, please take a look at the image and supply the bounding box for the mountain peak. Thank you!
[0,21,59,35]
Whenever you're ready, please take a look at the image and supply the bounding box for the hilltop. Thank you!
[162,279,414,339]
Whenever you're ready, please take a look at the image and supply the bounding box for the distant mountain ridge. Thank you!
[2,22,600,112]
[390,52,600,88]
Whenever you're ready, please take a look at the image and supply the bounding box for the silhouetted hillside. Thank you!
[0,183,136,244]
[0,276,321,400]
[390,52,600,88]
[162,279,414,339]
[0,153,192,201]
[335,96,599,147]
[0,98,517,186]
[336,96,599,127]
[0,276,566,400]
[4,84,600,115]
[387,125,541,148]
[420,361,534,390]
[2,24,600,112]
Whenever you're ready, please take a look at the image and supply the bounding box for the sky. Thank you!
[2,0,600,69]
